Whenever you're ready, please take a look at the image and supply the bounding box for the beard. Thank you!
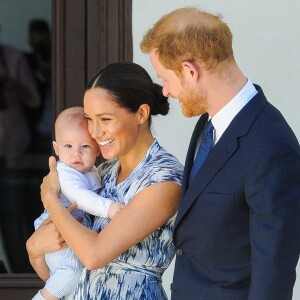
[178,87,208,117]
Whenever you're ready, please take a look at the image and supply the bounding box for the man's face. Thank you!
[149,50,208,117]
[149,50,182,99]
[29,32,50,50]
[177,78,208,117]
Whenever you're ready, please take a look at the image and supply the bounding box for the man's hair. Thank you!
[140,7,234,73]
[29,19,50,35]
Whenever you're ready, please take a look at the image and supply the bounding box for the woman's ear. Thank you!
[137,104,150,125]
[182,61,200,82]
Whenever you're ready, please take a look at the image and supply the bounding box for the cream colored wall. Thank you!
[132,1,300,299]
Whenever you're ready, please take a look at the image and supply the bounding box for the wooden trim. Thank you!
[0,274,43,298]
[52,0,87,111]
[52,0,132,117]
[87,0,132,82]
[0,274,43,288]
[87,0,102,80]
[64,0,87,107]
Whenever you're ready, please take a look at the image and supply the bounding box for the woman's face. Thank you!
[83,88,140,161]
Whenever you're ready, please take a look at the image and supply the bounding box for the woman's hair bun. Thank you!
[152,83,169,116]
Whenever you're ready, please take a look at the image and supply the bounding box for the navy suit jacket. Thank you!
[171,86,300,300]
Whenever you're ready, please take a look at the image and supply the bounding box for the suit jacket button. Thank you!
[176,248,183,256]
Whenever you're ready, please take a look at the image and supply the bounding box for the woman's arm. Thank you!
[41,156,181,270]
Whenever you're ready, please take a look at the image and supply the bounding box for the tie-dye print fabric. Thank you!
[65,139,183,299]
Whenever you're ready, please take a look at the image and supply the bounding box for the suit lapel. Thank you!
[175,132,239,228]
[174,86,267,230]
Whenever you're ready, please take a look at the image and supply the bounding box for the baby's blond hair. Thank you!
[55,107,87,139]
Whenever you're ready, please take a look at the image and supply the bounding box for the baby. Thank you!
[33,107,124,300]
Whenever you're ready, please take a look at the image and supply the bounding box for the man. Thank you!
[141,7,300,300]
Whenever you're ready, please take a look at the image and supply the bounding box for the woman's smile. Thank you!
[98,138,114,147]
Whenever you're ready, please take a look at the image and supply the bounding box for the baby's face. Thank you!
[53,126,100,173]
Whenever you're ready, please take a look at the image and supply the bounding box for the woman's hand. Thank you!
[27,217,66,258]
[40,156,61,210]
[26,217,66,281]
[26,204,79,281]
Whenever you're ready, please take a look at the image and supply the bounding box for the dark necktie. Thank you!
[189,120,214,182]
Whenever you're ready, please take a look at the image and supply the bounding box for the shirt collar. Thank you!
[211,79,257,143]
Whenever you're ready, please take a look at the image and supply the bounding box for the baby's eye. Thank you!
[64,144,72,148]
[82,144,90,149]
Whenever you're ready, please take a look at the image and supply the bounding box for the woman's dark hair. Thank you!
[87,62,169,124]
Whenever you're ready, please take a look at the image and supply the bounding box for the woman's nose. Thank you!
[89,122,102,139]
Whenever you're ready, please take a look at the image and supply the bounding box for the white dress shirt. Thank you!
[211,79,258,145]
[193,79,257,160]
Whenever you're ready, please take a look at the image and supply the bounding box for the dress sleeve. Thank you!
[135,154,184,195]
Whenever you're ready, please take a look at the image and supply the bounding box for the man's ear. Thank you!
[182,61,200,82]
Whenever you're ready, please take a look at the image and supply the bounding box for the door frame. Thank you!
[0,0,132,296]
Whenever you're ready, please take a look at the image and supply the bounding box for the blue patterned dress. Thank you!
[67,140,183,300]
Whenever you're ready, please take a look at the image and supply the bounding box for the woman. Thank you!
[27,62,183,299]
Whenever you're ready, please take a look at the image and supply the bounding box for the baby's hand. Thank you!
[108,202,125,219]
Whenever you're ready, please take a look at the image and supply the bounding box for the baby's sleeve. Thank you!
[57,163,113,217]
